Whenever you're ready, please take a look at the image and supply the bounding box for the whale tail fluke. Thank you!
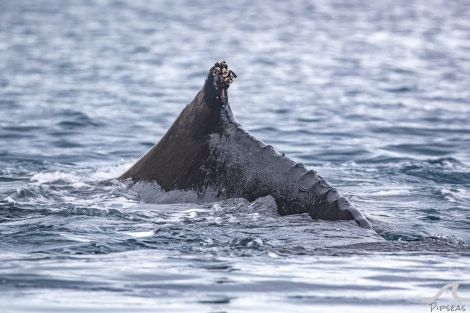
[120,61,371,228]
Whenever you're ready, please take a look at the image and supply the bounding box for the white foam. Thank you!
[122,231,154,238]
[131,181,200,204]
[30,163,133,185]
[31,171,80,184]
[129,178,229,205]
[90,163,133,181]
[2,196,15,204]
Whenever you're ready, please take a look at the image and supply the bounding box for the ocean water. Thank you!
[1,0,470,312]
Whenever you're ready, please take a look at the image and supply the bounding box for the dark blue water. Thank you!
[1,0,470,312]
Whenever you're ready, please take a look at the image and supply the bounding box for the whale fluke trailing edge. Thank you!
[120,61,371,228]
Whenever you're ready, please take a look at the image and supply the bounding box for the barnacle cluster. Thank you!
[212,61,237,92]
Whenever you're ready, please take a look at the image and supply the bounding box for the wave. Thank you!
[400,157,470,184]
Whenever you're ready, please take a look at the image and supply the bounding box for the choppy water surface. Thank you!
[1,0,470,312]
